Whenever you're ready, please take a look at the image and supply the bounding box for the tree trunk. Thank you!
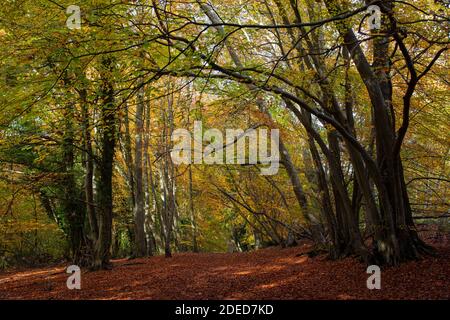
[188,164,199,252]
[92,58,116,270]
[143,97,157,256]
[62,100,85,265]
[80,88,98,243]
[323,0,432,265]
[132,84,147,257]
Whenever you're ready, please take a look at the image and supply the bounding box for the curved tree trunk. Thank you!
[323,0,433,265]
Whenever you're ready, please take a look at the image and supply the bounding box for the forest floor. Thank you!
[1,237,449,300]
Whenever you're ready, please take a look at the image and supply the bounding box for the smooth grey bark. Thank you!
[132,83,148,257]
[143,98,157,255]
[159,88,177,258]
[122,103,135,206]
[188,164,199,252]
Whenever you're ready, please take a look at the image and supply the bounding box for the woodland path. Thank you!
[0,241,449,300]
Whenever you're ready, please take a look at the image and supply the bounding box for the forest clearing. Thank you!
[0,0,449,305]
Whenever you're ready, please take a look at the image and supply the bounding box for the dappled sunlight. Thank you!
[1,246,449,299]
[274,256,309,265]
[0,267,64,284]
[258,282,279,289]
[233,270,252,276]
